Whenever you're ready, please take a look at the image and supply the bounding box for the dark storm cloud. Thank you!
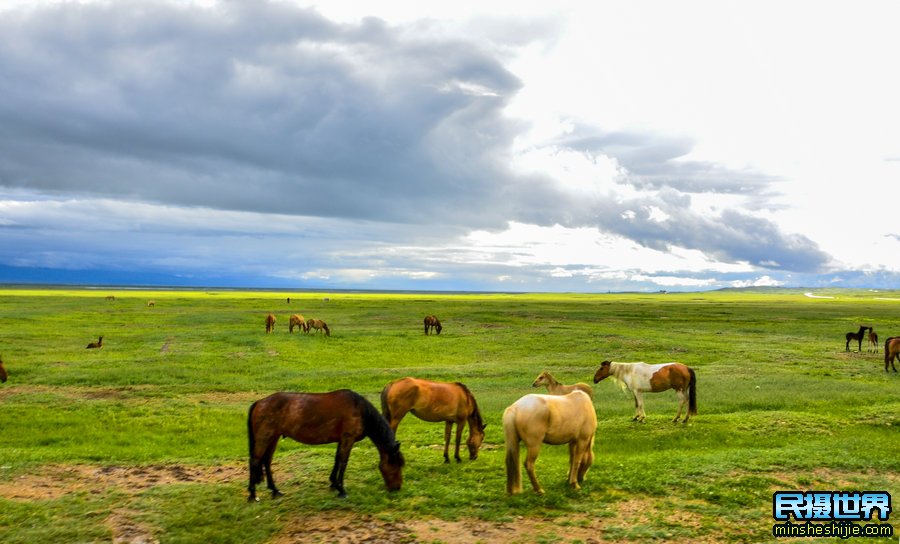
[0,0,830,275]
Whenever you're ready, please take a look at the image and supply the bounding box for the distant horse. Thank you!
[381,377,486,463]
[265,314,276,334]
[532,371,593,398]
[147,300,155,307]
[503,391,596,495]
[593,361,696,423]
[845,326,870,352]
[308,319,330,336]
[86,336,103,349]
[247,390,404,500]
[0,355,7,383]
[105,295,116,301]
[424,315,442,335]
[884,337,900,372]
[289,314,308,333]
[867,329,879,352]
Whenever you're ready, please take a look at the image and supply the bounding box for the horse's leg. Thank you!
[443,421,452,463]
[846,338,850,352]
[567,442,581,490]
[673,389,686,423]
[634,391,646,422]
[631,391,640,421]
[524,441,544,495]
[453,419,464,463]
[262,438,283,499]
[329,443,342,490]
[577,438,594,483]
[331,435,355,498]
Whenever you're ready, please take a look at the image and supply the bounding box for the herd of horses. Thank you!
[247,360,698,500]
[843,325,900,371]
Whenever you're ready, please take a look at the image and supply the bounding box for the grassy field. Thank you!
[0,287,897,543]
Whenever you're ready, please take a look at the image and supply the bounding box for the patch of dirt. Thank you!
[159,338,173,353]
[106,508,159,544]
[0,463,244,501]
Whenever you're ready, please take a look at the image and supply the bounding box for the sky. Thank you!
[1,0,899,292]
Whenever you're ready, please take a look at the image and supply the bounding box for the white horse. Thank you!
[503,391,596,495]
[593,360,696,423]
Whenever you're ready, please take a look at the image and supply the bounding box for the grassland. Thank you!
[0,288,897,543]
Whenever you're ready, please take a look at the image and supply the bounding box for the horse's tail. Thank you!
[885,337,895,367]
[247,400,263,486]
[687,367,697,416]
[502,405,521,494]
[380,382,393,423]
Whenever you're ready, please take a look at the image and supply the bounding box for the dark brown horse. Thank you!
[381,377,486,463]
[289,314,308,333]
[247,390,404,500]
[265,314,276,334]
[845,326,869,352]
[867,329,879,352]
[0,355,7,383]
[424,315,442,335]
[86,336,103,349]
[883,337,900,372]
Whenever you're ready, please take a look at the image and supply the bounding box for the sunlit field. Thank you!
[0,288,897,543]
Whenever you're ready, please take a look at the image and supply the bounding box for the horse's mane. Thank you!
[352,390,402,457]
[455,382,484,429]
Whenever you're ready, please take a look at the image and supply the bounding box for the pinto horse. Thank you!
[867,329,879,353]
[593,361,696,423]
[0,355,7,383]
[86,336,103,349]
[883,337,900,372]
[423,315,442,335]
[381,377,486,463]
[532,371,593,398]
[503,391,596,495]
[845,326,870,352]
[247,390,404,500]
[289,314,308,333]
[265,314,276,334]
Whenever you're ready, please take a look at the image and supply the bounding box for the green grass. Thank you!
[0,288,897,543]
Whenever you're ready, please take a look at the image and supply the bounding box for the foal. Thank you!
[845,326,869,352]
[867,329,879,353]
[531,371,593,398]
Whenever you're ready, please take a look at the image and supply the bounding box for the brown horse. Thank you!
[86,336,103,349]
[289,314,308,333]
[503,391,596,494]
[307,319,330,336]
[247,390,404,500]
[147,300,156,307]
[593,361,697,423]
[265,314,276,334]
[867,329,879,352]
[883,337,900,372]
[845,326,870,352]
[532,371,593,398]
[0,355,7,383]
[381,377,486,463]
[424,315,442,335]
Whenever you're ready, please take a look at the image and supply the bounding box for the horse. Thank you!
[593,360,696,423]
[0,355,7,383]
[883,337,900,372]
[289,314,308,333]
[424,315,442,335]
[105,295,116,301]
[845,326,870,352]
[380,377,486,463]
[146,300,155,307]
[307,319,330,336]
[867,328,879,352]
[86,336,103,349]
[532,371,593,398]
[503,391,596,495]
[247,389,404,500]
[265,314,276,334]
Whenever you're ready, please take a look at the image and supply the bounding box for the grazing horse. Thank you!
[845,326,870,352]
[0,355,7,383]
[289,314,308,333]
[307,319,330,336]
[503,391,596,495]
[147,300,155,307]
[381,377,487,463]
[265,314,276,334]
[867,329,879,353]
[884,337,900,372]
[593,361,697,423]
[424,315,442,335]
[247,390,404,500]
[86,336,103,349]
[532,371,593,398]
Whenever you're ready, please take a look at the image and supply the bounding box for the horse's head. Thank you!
[593,361,612,383]
[531,371,549,388]
[466,423,487,460]
[435,323,442,334]
[378,442,405,491]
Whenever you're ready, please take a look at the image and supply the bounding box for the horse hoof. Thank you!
[271,490,283,499]
[247,495,259,503]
